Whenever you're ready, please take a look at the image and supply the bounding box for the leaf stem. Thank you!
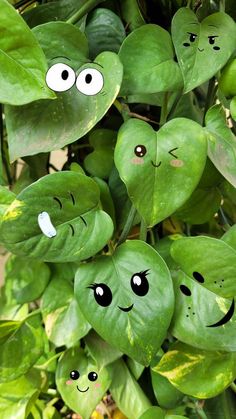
[117,204,137,245]
[220,0,225,12]
[66,0,105,24]
[139,218,147,241]
[0,105,12,186]
[36,351,65,370]
[230,382,236,394]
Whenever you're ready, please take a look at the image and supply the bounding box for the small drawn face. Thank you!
[182,28,221,52]
[66,369,99,393]
[132,144,183,168]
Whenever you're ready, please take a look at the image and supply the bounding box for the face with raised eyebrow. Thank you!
[182,24,221,53]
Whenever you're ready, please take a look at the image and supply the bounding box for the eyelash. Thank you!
[168,147,178,158]
[87,283,98,290]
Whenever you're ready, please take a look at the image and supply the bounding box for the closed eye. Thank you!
[168,147,178,158]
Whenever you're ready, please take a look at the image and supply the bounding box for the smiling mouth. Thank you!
[198,48,204,52]
[77,385,89,392]
[118,304,134,312]
[207,299,235,328]
[151,160,162,168]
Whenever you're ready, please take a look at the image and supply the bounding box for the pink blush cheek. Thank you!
[66,380,73,385]
[170,159,184,168]
[94,382,101,388]
[131,157,144,165]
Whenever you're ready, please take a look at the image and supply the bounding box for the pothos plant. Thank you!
[0,0,236,418]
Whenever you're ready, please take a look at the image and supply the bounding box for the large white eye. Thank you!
[46,63,76,92]
[76,68,104,96]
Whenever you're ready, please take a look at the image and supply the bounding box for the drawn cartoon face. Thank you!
[171,8,236,92]
[75,240,174,365]
[56,348,111,417]
[0,171,113,263]
[114,118,207,226]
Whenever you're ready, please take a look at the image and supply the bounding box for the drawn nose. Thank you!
[198,47,204,52]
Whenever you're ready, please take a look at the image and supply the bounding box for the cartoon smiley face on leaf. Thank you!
[75,240,174,365]
[172,8,236,92]
[114,118,207,227]
[0,171,113,263]
[56,347,111,419]
[5,21,123,160]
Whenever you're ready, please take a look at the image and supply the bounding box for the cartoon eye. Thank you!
[188,32,197,42]
[130,270,150,296]
[70,370,80,380]
[180,284,192,296]
[193,271,205,283]
[134,145,147,157]
[208,36,217,45]
[46,63,76,92]
[76,68,104,96]
[88,283,112,307]
[88,371,98,381]
[168,147,178,158]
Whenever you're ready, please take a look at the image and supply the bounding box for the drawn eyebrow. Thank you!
[80,216,87,227]
[70,192,75,205]
[69,223,75,236]
[208,24,218,28]
[208,35,219,38]
[93,61,104,69]
[187,32,197,35]
[189,22,198,25]
[53,197,62,209]
[168,147,179,158]
[51,56,71,61]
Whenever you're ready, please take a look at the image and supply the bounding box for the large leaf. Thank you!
[5,22,123,159]
[114,118,207,227]
[85,330,122,368]
[4,255,50,304]
[0,314,44,382]
[172,8,236,92]
[170,270,236,352]
[0,171,113,262]
[119,24,183,95]
[120,0,145,31]
[171,236,236,298]
[108,359,151,419]
[0,186,15,221]
[0,0,55,105]
[75,240,174,365]
[222,224,236,251]
[41,275,91,347]
[56,347,111,419]
[205,105,236,187]
[156,341,236,398]
[151,370,184,409]
[85,8,126,59]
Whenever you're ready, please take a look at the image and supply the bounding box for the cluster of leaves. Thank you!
[0,0,236,418]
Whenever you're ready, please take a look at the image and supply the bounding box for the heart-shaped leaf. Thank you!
[119,24,183,95]
[172,8,236,92]
[5,22,123,160]
[171,236,236,298]
[114,118,207,227]
[56,347,111,418]
[170,270,236,351]
[0,171,113,262]
[75,240,174,365]
[205,105,236,187]
[41,275,91,347]
[0,0,55,105]
[156,341,236,398]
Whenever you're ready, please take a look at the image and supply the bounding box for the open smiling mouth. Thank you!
[77,386,89,392]
[118,304,134,312]
[207,299,235,328]
[151,160,162,168]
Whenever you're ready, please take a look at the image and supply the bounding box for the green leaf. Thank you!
[114,118,207,227]
[5,22,123,159]
[108,359,151,419]
[222,224,236,251]
[171,236,236,298]
[156,341,236,398]
[230,95,236,121]
[138,407,165,419]
[56,347,111,418]
[4,255,50,303]
[93,177,116,228]
[0,186,15,221]
[170,270,236,351]
[120,0,145,31]
[0,314,44,382]
[41,276,90,347]
[205,105,236,187]
[84,129,116,179]
[0,171,113,262]
[119,24,183,95]
[151,370,184,409]
[172,8,236,92]
[85,8,126,59]
[75,240,174,365]
[0,319,21,339]
[0,0,55,105]
[126,357,144,380]
[85,330,122,368]
[203,389,236,419]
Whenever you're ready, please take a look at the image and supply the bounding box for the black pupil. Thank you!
[180,284,192,296]
[131,271,149,297]
[88,371,98,381]
[134,145,147,157]
[94,283,112,307]
[70,370,80,380]
[61,70,69,80]
[209,37,215,45]
[193,271,205,283]
[85,74,92,84]
[189,33,196,42]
